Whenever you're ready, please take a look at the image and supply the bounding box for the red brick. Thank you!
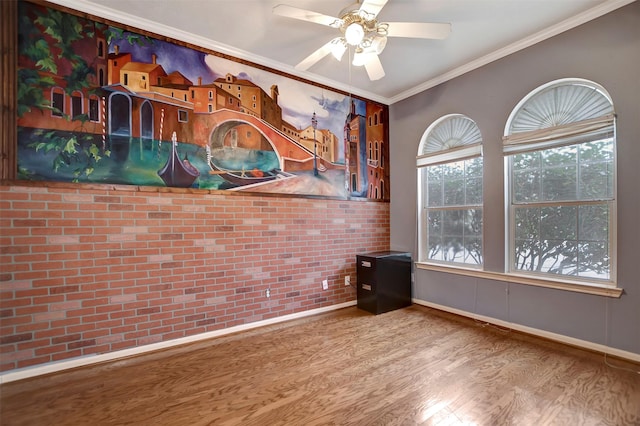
[0,185,390,372]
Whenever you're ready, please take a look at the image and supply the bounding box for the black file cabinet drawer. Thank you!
[356,251,412,315]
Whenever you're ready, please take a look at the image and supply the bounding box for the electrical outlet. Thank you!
[345,276,350,286]
[322,279,328,290]
[266,288,270,298]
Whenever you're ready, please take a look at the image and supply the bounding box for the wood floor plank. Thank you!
[1,305,639,425]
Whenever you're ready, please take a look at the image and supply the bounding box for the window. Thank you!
[89,96,100,122]
[97,40,104,58]
[51,88,64,117]
[71,92,83,119]
[178,110,188,122]
[417,114,483,266]
[504,78,615,284]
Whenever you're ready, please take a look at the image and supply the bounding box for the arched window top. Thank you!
[506,78,613,136]
[417,114,482,167]
[419,114,482,156]
[503,79,614,153]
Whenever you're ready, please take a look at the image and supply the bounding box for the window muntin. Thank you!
[505,79,615,284]
[418,114,483,267]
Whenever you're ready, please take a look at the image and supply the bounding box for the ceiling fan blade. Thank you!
[273,4,341,27]
[386,22,452,39]
[359,0,389,19]
[295,38,343,71]
[363,54,385,81]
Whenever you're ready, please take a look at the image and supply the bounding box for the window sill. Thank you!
[414,262,623,298]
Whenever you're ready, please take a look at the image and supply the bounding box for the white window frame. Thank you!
[504,78,617,288]
[417,114,483,268]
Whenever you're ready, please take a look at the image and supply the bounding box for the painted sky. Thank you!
[109,31,368,162]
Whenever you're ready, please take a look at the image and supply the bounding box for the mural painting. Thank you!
[15,1,390,200]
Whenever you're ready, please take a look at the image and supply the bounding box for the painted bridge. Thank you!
[192,109,323,172]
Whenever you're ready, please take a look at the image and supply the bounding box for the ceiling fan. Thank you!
[273,0,451,81]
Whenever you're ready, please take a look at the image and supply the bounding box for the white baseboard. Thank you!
[0,301,357,384]
[413,298,640,363]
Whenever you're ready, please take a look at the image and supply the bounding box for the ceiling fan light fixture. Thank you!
[371,36,387,54]
[345,22,365,45]
[352,49,369,67]
[273,0,451,81]
[330,39,347,60]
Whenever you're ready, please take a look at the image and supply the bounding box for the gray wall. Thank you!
[389,2,640,355]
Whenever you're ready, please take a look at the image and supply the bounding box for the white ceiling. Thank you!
[51,0,632,104]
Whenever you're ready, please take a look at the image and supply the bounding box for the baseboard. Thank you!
[0,301,357,384]
[413,298,640,363]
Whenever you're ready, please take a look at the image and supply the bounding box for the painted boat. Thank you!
[208,160,284,186]
[158,132,200,187]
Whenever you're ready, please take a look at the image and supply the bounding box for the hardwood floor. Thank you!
[1,305,639,425]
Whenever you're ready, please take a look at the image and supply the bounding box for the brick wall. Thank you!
[0,183,390,372]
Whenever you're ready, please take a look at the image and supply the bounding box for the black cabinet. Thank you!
[356,251,412,315]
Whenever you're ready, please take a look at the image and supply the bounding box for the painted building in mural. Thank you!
[344,101,368,197]
[16,1,387,198]
[365,103,387,199]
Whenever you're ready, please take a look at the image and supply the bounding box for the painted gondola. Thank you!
[208,160,283,186]
[158,132,200,187]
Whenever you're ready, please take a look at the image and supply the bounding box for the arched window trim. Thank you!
[504,78,617,286]
[504,78,615,155]
[417,114,484,267]
[417,114,483,167]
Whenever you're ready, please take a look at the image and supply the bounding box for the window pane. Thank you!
[580,161,613,200]
[444,178,464,205]
[513,203,610,280]
[578,242,609,279]
[541,240,578,276]
[513,169,540,203]
[579,204,609,242]
[543,144,576,167]
[465,176,482,205]
[514,207,540,241]
[443,162,465,206]
[426,208,482,265]
[579,139,614,200]
[540,206,577,241]
[427,166,443,207]
[465,209,483,237]
[428,235,443,261]
[465,157,483,178]
[428,210,442,236]
[464,236,482,265]
[542,165,577,201]
[512,152,540,171]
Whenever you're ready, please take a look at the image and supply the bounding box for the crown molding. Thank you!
[388,0,637,104]
[46,0,635,106]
